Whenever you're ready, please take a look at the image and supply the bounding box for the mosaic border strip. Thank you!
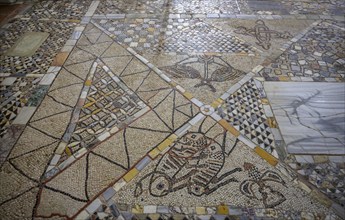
[90,13,345,21]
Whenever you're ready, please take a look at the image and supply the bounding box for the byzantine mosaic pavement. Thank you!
[0,0,344,219]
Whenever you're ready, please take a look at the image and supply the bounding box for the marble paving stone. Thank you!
[4,32,49,57]
[264,82,345,155]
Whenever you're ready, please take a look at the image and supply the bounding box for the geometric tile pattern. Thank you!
[292,160,345,207]
[169,0,246,14]
[22,0,93,20]
[94,18,257,55]
[217,79,276,153]
[93,18,162,53]
[159,22,256,54]
[259,21,345,79]
[95,0,167,14]
[0,19,76,76]
[0,76,41,138]
[61,61,146,161]
[282,0,345,15]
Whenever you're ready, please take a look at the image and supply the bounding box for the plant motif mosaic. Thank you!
[161,54,245,92]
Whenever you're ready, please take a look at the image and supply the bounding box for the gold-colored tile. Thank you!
[218,119,240,137]
[148,148,161,159]
[65,147,72,156]
[211,98,223,108]
[85,80,92,86]
[216,204,229,215]
[266,117,277,128]
[123,168,139,182]
[278,76,290,81]
[261,98,269,105]
[183,91,193,100]
[254,146,278,166]
[157,138,174,152]
[132,204,144,214]
[195,207,206,215]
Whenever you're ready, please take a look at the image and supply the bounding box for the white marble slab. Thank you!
[264,82,345,155]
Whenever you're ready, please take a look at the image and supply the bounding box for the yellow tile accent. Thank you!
[168,134,178,141]
[278,76,290,81]
[261,98,269,105]
[266,117,277,128]
[211,98,223,108]
[123,168,139,182]
[216,205,229,215]
[132,205,143,214]
[195,207,206,215]
[157,138,174,151]
[65,147,72,156]
[85,80,92,86]
[219,119,240,137]
[148,148,161,159]
[170,82,177,87]
[148,27,155,32]
[83,101,95,108]
[148,214,161,220]
[254,146,278,166]
[183,92,193,100]
[68,19,80,23]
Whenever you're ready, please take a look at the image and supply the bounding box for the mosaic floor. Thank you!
[0,0,344,219]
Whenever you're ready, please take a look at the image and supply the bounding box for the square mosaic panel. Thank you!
[22,0,93,20]
[95,0,168,14]
[0,19,77,76]
[93,18,257,55]
[217,79,276,153]
[259,21,345,79]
